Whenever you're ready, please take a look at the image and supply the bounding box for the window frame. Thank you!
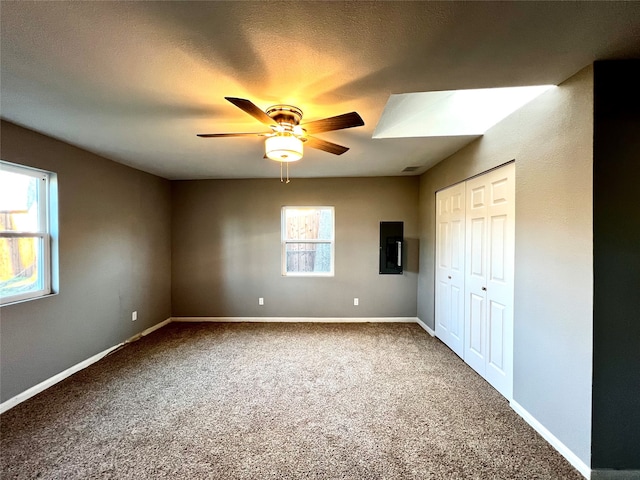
[281,206,335,277]
[0,161,52,305]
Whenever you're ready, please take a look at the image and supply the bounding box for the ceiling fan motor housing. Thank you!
[266,105,303,128]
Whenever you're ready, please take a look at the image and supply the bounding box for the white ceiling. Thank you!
[1,1,639,180]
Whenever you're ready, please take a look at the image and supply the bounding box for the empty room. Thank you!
[1,2,639,479]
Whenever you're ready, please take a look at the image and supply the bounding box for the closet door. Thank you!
[464,163,515,399]
[435,182,466,358]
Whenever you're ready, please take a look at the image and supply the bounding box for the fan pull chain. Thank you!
[280,162,290,183]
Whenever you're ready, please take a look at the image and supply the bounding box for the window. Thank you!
[282,206,334,276]
[0,161,54,304]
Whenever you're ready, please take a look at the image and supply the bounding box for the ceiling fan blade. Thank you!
[225,97,274,125]
[305,136,350,155]
[197,132,269,138]
[301,112,364,134]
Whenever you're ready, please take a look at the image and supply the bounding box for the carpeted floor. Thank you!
[1,322,582,479]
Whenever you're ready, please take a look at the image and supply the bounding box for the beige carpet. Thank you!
[1,322,582,479]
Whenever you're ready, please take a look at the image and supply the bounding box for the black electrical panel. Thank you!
[379,221,403,274]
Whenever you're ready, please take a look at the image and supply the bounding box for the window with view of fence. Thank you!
[282,207,334,276]
[0,161,53,305]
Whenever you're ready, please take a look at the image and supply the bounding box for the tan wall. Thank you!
[0,121,172,403]
[417,66,594,464]
[171,177,419,318]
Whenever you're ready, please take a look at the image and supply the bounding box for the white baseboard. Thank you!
[0,318,172,414]
[0,344,121,415]
[415,317,436,336]
[510,399,591,479]
[125,317,172,344]
[171,316,419,323]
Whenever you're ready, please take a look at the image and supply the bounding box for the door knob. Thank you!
[482,286,487,291]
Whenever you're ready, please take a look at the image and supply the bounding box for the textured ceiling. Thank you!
[1,1,639,180]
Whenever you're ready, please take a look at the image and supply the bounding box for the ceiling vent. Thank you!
[402,166,420,172]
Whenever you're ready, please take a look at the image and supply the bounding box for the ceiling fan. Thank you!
[197,97,365,168]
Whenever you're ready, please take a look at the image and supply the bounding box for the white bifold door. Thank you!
[435,182,466,358]
[435,163,515,400]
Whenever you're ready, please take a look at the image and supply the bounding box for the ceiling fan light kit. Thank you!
[197,97,364,181]
[265,134,303,162]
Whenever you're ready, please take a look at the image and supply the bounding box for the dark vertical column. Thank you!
[592,60,640,471]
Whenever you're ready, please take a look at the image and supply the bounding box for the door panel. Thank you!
[439,195,450,216]
[469,293,485,354]
[491,178,508,204]
[452,190,464,213]
[464,163,515,399]
[490,215,507,283]
[470,218,485,277]
[465,292,486,375]
[435,183,466,358]
[437,219,450,336]
[450,284,462,338]
[471,186,486,208]
[488,300,506,370]
[437,280,449,331]
[438,222,450,269]
[465,174,489,376]
[451,219,463,272]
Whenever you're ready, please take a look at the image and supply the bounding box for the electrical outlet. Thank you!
[132,311,137,321]
[259,297,264,306]
[354,298,359,306]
